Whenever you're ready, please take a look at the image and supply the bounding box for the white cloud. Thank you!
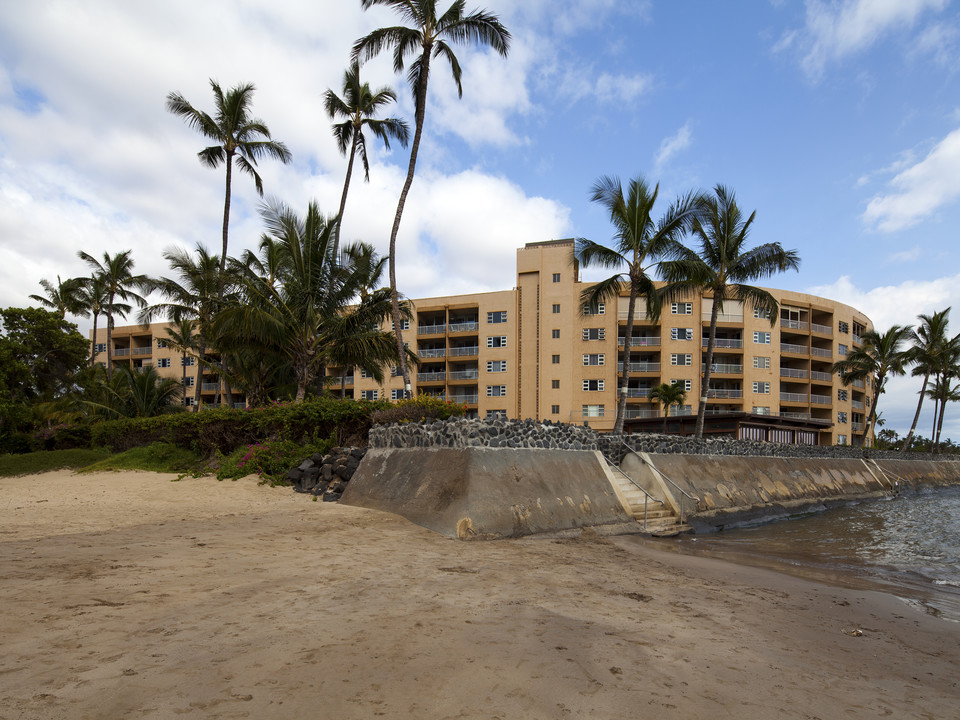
[653,121,693,174]
[790,0,947,79]
[862,127,960,231]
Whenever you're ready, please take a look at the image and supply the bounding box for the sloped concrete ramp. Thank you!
[340,447,636,539]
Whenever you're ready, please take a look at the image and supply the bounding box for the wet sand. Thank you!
[1,470,958,719]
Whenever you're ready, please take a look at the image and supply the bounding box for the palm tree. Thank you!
[924,338,960,452]
[140,244,224,409]
[660,185,800,441]
[166,80,292,290]
[649,382,687,432]
[832,325,913,447]
[353,0,511,396]
[75,275,112,368]
[164,318,197,404]
[899,308,953,453]
[215,199,401,402]
[78,250,148,380]
[30,276,86,318]
[575,176,704,434]
[324,61,410,260]
[83,365,183,419]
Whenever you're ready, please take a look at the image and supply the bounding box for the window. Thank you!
[360,368,371,378]
[671,379,692,392]
[182,356,195,366]
[753,356,770,369]
[487,360,507,373]
[486,409,507,419]
[837,435,848,446]
[360,390,378,400]
[753,381,770,394]
[582,404,605,418]
[552,329,560,339]
[753,406,771,415]
[582,302,605,315]
[838,321,849,333]
[670,353,692,366]
[94,343,106,354]
[551,354,560,364]
[582,327,605,341]
[487,336,507,348]
[552,272,561,283]
[583,353,605,366]
[551,404,560,414]
[391,366,401,377]
[156,339,168,348]
[391,319,410,331]
[671,302,692,315]
[753,331,771,344]
[838,389,848,401]
[157,358,171,368]
[552,304,561,314]
[838,344,848,356]
[551,379,560,389]
[185,397,196,407]
[486,385,507,397]
[753,307,771,320]
[487,311,507,324]
[671,327,692,341]
[391,389,404,401]
[838,411,848,423]
[582,379,604,392]
[183,377,194,387]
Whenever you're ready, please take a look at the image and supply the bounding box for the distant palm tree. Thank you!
[832,325,913,447]
[353,0,511,396]
[75,275,112,368]
[900,308,954,453]
[166,80,292,289]
[84,365,183,419]
[660,185,800,441]
[141,244,224,408]
[30,275,86,318]
[575,175,703,434]
[78,250,147,380]
[164,318,197,404]
[924,338,960,452]
[649,382,687,432]
[324,61,409,260]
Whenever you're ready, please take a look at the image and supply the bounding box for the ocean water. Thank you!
[656,485,960,621]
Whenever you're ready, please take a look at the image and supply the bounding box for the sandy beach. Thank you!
[1,471,958,719]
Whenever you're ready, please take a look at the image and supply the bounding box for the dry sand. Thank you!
[1,470,958,719]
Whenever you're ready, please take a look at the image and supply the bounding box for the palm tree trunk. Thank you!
[899,374,929,454]
[194,336,206,410]
[387,48,432,399]
[863,374,883,448]
[219,152,234,294]
[181,349,187,404]
[340,371,347,399]
[89,311,100,368]
[935,392,947,453]
[614,288,638,434]
[695,295,721,440]
[106,294,115,381]
[333,131,360,262]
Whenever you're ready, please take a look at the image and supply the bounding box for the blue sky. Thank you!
[2,0,960,438]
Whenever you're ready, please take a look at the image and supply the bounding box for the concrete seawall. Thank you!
[622,453,960,530]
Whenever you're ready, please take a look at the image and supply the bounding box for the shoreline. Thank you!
[2,470,959,718]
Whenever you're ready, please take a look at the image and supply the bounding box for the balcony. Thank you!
[701,338,744,349]
[852,334,863,345]
[780,342,807,355]
[448,321,479,333]
[449,346,479,357]
[852,379,865,389]
[417,324,446,335]
[618,336,660,347]
[113,348,130,357]
[418,348,446,359]
[617,362,660,373]
[852,422,865,433]
[624,407,657,419]
[780,411,811,420]
[702,311,743,323]
[810,370,833,382]
[852,400,865,410]
[781,319,809,331]
[707,388,743,399]
[450,394,479,404]
[449,370,479,380]
[702,363,744,375]
[811,347,832,358]
[810,394,832,405]
[417,371,446,383]
[133,347,152,356]
[811,323,832,335]
[780,392,808,403]
[625,388,654,398]
[780,367,808,379]
[201,382,219,392]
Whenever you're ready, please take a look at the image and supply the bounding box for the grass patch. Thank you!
[80,442,203,474]
[0,448,113,477]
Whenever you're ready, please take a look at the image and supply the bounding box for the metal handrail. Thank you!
[601,453,664,531]
[620,440,700,523]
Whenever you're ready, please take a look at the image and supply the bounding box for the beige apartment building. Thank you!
[93,239,875,445]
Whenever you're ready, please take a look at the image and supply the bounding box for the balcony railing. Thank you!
[624,407,657,419]
[780,367,808,379]
[449,370,479,380]
[707,388,743,399]
[448,321,479,332]
[701,337,744,348]
[811,347,832,358]
[617,362,660,373]
[852,334,863,345]
[625,388,654,398]
[780,411,811,420]
[201,382,219,392]
[418,324,446,335]
[702,312,743,323]
[810,394,832,405]
[702,363,744,374]
[780,392,808,403]
[852,400,865,410]
[852,379,865,389]
[780,342,807,354]
[113,348,130,357]
[449,346,479,357]
[810,370,833,382]
[852,422,865,433]
[133,347,152,356]
[417,371,446,382]
[418,348,446,358]
[618,336,660,346]
[811,323,832,335]
[450,394,478,404]
[781,319,809,331]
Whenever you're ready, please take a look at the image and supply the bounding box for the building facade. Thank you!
[92,239,875,445]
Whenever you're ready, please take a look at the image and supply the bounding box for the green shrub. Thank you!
[369,395,467,425]
[215,435,335,483]
[80,443,203,474]
[31,424,92,451]
[0,448,111,476]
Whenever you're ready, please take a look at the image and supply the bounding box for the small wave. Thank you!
[934,578,960,588]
